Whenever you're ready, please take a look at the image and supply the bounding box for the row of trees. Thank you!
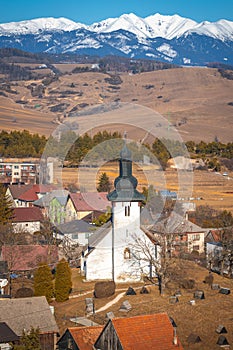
[1,129,232,171]
[0,130,46,157]
[189,205,233,228]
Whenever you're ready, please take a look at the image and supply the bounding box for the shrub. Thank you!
[55,258,72,302]
[34,263,54,303]
[94,281,115,298]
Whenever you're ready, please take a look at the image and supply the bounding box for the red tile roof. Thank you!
[1,245,58,271]
[8,184,33,199]
[18,187,39,201]
[70,192,109,212]
[68,326,103,350]
[18,184,58,202]
[12,207,44,222]
[109,313,183,350]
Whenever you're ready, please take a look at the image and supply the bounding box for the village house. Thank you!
[65,192,109,221]
[57,325,104,350]
[12,207,44,234]
[6,183,57,207]
[0,296,59,350]
[0,322,19,350]
[0,244,58,276]
[33,189,69,224]
[150,213,206,256]
[81,143,157,282]
[56,219,94,246]
[94,313,184,350]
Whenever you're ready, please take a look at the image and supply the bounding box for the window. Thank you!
[124,248,131,259]
[125,206,130,216]
[192,234,200,241]
[193,245,200,251]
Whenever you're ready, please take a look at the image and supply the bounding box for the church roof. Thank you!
[107,143,144,202]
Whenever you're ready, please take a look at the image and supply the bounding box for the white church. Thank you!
[80,143,158,282]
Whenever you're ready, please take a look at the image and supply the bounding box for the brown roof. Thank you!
[17,184,58,202]
[18,187,39,201]
[0,296,59,336]
[69,192,109,212]
[8,184,33,199]
[1,245,58,271]
[97,313,183,350]
[67,326,103,350]
[12,207,44,222]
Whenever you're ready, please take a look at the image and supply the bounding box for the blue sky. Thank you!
[1,0,233,24]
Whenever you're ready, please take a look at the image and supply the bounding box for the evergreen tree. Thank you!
[12,327,41,350]
[97,172,111,192]
[0,184,14,225]
[55,258,72,302]
[34,263,54,303]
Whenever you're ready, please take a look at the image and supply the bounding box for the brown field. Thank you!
[0,67,232,142]
[58,165,233,213]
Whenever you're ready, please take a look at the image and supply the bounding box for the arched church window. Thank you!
[124,247,131,259]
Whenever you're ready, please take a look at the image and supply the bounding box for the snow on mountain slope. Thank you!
[186,19,233,40]
[145,13,197,39]
[0,17,85,35]
[0,13,232,41]
[89,13,154,38]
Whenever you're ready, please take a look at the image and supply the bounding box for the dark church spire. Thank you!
[107,138,145,202]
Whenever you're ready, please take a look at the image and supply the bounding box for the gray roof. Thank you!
[88,221,112,248]
[0,296,59,336]
[57,219,94,235]
[149,213,206,234]
[33,189,69,208]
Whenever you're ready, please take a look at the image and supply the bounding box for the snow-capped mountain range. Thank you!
[0,13,233,66]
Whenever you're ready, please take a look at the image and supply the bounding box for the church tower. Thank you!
[107,142,145,281]
[82,140,156,282]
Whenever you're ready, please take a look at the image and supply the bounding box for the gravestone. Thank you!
[169,296,179,304]
[219,287,230,295]
[140,286,149,294]
[216,325,227,334]
[217,335,229,346]
[187,333,201,344]
[85,298,94,315]
[194,290,205,299]
[126,287,136,295]
[119,300,132,312]
[106,311,115,320]
[174,290,182,297]
[211,284,219,290]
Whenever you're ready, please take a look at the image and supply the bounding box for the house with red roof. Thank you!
[57,325,103,350]
[94,313,183,350]
[12,207,44,234]
[6,183,58,207]
[0,244,58,273]
[65,192,110,221]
